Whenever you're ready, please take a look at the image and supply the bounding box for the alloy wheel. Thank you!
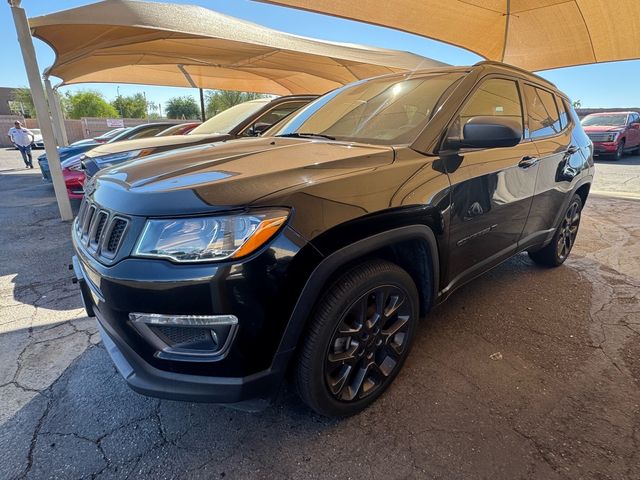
[556,200,581,261]
[324,285,412,402]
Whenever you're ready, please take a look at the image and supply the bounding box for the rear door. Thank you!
[519,85,577,249]
[442,77,539,293]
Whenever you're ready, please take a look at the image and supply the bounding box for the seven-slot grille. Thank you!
[76,199,129,258]
[587,133,613,142]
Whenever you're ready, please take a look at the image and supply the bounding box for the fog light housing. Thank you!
[129,313,238,361]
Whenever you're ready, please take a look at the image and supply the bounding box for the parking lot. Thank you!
[1,148,639,479]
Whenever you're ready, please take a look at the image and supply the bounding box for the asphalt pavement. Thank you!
[1,148,639,479]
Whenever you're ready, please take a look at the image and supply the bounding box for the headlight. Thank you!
[133,210,290,262]
[608,132,620,142]
[94,149,144,167]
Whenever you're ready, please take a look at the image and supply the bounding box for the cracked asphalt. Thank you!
[1,149,639,479]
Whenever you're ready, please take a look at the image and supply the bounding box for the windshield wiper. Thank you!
[277,132,336,140]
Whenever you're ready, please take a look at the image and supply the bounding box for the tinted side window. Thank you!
[556,97,569,130]
[241,101,308,136]
[524,85,562,138]
[257,102,308,126]
[453,78,524,139]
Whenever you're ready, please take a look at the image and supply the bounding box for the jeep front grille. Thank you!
[75,199,129,259]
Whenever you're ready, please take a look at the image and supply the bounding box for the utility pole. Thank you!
[9,0,72,221]
[116,85,124,118]
[199,88,205,122]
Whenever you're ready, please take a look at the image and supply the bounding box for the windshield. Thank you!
[106,127,133,143]
[268,72,464,145]
[581,114,627,127]
[189,99,271,135]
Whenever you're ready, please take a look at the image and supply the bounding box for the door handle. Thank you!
[566,145,579,155]
[518,156,539,168]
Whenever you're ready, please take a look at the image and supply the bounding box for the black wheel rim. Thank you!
[557,200,581,260]
[324,285,412,402]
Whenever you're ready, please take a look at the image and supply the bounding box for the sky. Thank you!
[2,0,639,110]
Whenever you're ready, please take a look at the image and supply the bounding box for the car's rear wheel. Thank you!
[295,259,419,417]
[614,140,625,160]
[528,194,583,267]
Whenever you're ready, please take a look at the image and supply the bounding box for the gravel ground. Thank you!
[0,148,639,479]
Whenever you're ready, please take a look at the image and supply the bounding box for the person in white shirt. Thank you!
[8,120,35,168]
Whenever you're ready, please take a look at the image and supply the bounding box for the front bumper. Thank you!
[591,141,618,154]
[70,221,316,405]
[96,316,280,408]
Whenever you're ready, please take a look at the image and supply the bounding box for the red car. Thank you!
[63,167,85,199]
[581,111,640,160]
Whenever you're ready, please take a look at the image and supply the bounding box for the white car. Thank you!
[30,128,44,149]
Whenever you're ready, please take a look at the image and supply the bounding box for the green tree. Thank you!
[572,99,582,109]
[205,90,265,118]
[64,90,118,119]
[111,93,148,118]
[147,101,162,119]
[165,96,200,119]
[9,87,36,118]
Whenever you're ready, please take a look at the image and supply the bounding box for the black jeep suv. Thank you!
[72,62,594,417]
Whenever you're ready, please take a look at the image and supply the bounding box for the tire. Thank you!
[295,259,419,417]
[614,140,625,160]
[528,194,583,267]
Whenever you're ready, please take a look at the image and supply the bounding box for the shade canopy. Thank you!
[29,0,446,95]
[260,0,640,72]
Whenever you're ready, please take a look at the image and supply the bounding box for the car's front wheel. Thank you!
[528,194,583,267]
[614,140,625,160]
[295,259,419,417]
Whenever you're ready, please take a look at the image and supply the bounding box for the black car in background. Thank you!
[72,62,594,417]
[81,96,316,178]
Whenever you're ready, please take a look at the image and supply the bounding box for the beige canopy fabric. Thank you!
[29,0,446,95]
[260,0,640,72]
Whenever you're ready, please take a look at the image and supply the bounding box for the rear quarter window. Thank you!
[523,85,562,139]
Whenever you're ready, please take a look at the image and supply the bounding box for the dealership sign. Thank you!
[106,118,124,128]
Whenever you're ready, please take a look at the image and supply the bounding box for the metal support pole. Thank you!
[44,77,67,146]
[9,0,72,221]
[199,88,205,122]
[54,88,68,145]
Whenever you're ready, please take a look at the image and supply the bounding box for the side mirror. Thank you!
[445,116,522,150]
[630,123,640,130]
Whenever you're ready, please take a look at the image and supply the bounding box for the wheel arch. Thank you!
[574,182,591,207]
[274,225,440,369]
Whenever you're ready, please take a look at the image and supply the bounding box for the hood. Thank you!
[91,137,394,216]
[582,125,625,133]
[84,133,226,158]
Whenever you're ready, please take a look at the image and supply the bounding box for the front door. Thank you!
[442,77,539,294]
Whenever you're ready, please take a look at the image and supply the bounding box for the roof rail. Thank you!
[472,60,558,90]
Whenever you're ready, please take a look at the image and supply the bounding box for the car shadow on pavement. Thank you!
[0,171,82,312]
[6,251,638,479]
[593,153,640,166]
